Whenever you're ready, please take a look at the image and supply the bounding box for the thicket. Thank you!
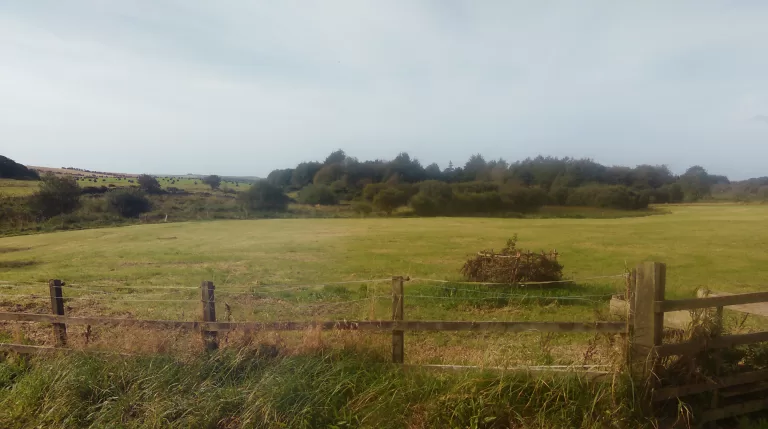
[0,155,39,180]
[266,150,731,213]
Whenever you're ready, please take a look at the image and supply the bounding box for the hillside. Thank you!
[0,156,39,180]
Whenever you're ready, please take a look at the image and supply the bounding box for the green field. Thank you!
[1,204,767,360]
[0,176,242,196]
[1,204,768,427]
[0,179,39,196]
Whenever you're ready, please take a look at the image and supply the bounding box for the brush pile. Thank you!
[461,235,563,284]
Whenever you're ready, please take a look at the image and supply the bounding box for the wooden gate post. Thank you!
[632,262,666,386]
[391,276,404,364]
[201,281,218,351]
[48,279,67,347]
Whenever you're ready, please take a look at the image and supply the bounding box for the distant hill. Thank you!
[0,156,39,180]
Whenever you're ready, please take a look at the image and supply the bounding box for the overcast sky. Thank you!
[1,1,767,179]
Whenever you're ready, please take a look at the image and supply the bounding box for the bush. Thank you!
[461,236,563,283]
[238,181,289,212]
[373,187,407,214]
[137,174,162,194]
[499,185,547,212]
[565,185,648,210]
[29,173,81,219]
[297,185,338,205]
[202,175,222,190]
[409,181,453,216]
[106,189,151,218]
[351,201,373,216]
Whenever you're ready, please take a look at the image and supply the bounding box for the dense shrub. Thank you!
[565,185,648,210]
[0,155,39,180]
[373,187,407,214]
[297,185,338,205]
[238,180,289,212]
[409,181,453,216]
[202,175,222,190]
[499,185,548,212]
[351,201,373,215]
[29,173,81,219]
[106,189,152,218]
[138,174,162,194]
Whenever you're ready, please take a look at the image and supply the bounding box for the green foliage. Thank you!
[29,173,81,219]
[238,180,289,211]
[266,168,294,188]
[351,201,373,215]
[137,174,162,194]
[0,156,39,180]
[297,184,339,205]
[565,185,649,210]
[202,175,222,190]
[0,351,643,429]
[106,189,152,218]
[313,164,344,185]
[410,180,453,216]
[373,187,407,214]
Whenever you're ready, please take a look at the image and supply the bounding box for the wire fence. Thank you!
[0,274,626,306]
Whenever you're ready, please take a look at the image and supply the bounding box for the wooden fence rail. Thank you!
[632,261,768,426]
[5,266,768,426]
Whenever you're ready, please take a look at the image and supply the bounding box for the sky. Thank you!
[1,1,767,179]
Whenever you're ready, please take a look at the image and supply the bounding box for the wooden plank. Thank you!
[720,382,768,398]
[632,262,665,380]
[652,370,768,401]
[49,279,67,347]
[655,331,768,357]
[657,291,768,313]
[700,397,768,424]
[0,343,60,354]
[201,281,217,351]
[0,312,627,333]
[391,276,404,364]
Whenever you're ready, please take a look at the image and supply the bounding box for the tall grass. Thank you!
[0,348,649,428]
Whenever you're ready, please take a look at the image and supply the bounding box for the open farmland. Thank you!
[1,205,768,354]
[2,204,768,427]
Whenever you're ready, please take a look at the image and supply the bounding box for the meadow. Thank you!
[1,204,768,427]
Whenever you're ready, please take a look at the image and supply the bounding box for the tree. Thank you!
[324,149,347,165]
[238,180,289,211]
[0,155,39,180]
[266,168,294,188]
[137,174,162,194]
[106,189,152,217]
[29,173,81,218]
[297,184,338,205]
[202,175,222,190]
[373,187,407,215]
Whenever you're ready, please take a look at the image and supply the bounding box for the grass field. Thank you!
[1,204,767,358]
[1,204,767,427]
[0,176,241,196]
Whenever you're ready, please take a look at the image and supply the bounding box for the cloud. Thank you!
[751,115,768,124]
[0,1,767,179]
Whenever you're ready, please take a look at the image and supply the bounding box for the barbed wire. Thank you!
[409,274,626,286]
[426,285,618,299]
[402,294,609,303]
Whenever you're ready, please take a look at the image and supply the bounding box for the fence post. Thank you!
[48,279,67,347]
[391,276,404,364]
[632,262,666,386]
[201,281,218,351]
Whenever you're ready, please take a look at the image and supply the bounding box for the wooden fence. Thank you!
[2,265,768,425]
[632,262,768,426]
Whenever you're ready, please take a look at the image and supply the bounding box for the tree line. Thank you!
[265,150,730,214]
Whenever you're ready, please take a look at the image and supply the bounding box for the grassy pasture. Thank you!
[1,204,768,427]
[1,204,767,363]
[0,176,242,196]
